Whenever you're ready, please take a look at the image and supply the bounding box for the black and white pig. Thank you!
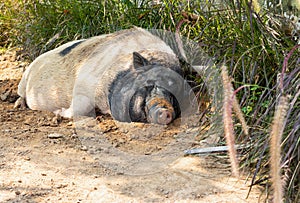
[15,27,193,125]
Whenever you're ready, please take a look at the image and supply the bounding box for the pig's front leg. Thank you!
[54,94,95,118]
[14,97,27,109]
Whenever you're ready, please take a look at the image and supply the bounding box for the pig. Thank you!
[15,27,192,125]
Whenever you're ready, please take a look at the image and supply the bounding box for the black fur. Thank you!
[109,68,181,123]
[108,69,131,105]
[108,62,156,109]
[128,86,153,122]
[59,41,84,56]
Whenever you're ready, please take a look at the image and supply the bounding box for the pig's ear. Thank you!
[133,52,150,69]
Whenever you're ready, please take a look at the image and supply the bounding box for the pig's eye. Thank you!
[129,86,153,122]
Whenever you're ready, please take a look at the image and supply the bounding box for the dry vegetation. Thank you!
[1,0,299,202]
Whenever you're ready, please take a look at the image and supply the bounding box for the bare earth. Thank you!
[0,50,265,202]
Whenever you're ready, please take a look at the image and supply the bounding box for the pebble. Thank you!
[24,157,31,161]
[56,184,68,189]
[0,90,10,101]
[81,146,88,151]
[47,133,63,139]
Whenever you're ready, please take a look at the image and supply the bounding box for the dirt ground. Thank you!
[0,50,266,202]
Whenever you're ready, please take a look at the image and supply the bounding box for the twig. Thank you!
[280,44,300,93]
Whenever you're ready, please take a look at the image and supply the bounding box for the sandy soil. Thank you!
[0,50,265,202]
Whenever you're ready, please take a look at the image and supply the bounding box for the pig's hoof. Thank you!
[54,108,73,118]
[13,97,26,109]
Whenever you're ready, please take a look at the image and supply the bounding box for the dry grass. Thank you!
[221,65,239,177]
[269,95,289,203]
[1,0,299,202]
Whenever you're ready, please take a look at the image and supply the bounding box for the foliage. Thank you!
[1,0,299,202]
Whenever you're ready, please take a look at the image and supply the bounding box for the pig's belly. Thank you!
[26,89,71,112]
[25,77,73,112]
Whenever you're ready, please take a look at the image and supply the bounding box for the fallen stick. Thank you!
[184,144,250,155]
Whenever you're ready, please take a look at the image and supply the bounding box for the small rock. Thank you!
[47,133,63,139]
[81,146,88,151]
[15,190,21,195]
[24,118,32,125]
[120,129,129,134]
[71,133,78,138]
[0,90,10,101]
[24,157,31,161]
[51,115,61,126]
[56,184,68,189]
[118,138,126,144]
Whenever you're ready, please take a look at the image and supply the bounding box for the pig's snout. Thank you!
[146,98,175,125]
[155,108,173,125]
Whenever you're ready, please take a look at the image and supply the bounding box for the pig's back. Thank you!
[20,35,109,111]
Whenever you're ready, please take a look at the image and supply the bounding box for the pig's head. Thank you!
[108,52,189,125]
[129,84,180,125]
